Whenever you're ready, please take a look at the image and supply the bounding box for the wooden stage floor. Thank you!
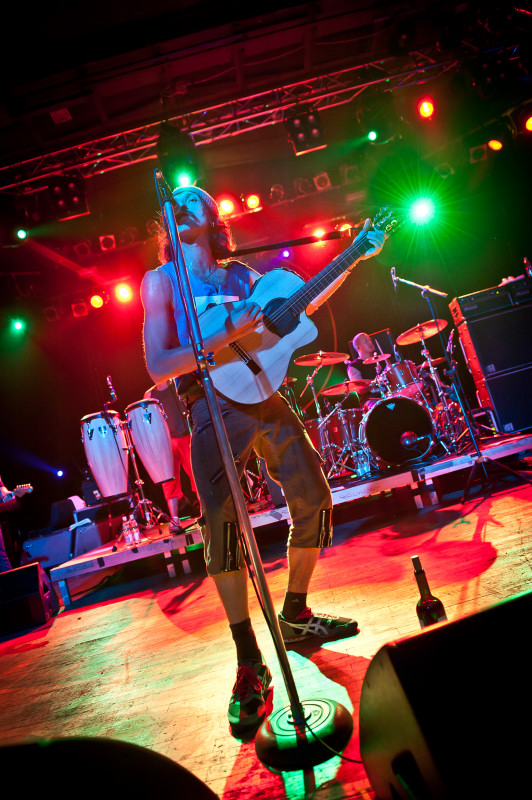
[1,444,532,798]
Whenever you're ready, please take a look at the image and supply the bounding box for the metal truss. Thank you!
[0,46,487,193]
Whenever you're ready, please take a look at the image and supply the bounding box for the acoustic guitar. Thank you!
[199,208,400,404]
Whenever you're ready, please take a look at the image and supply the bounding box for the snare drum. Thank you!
[382,361,424,401]
[125,399,174,484]
[359,396,433,466]
[81,411,129,498]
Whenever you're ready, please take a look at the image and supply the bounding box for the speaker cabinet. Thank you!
[359,590,532,800]
[456,303,532,432]
[0,563,59,633]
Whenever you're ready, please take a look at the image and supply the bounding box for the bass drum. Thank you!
[81,411,129,498]
[125,399,174,484]
[359,396,433,467]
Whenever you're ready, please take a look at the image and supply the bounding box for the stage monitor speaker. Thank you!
[457,303,532,383]
[476,364,532,433]
[0,563,59,633]
[359,590,532,800]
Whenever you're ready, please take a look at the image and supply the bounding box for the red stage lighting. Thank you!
[115,284,133,302]
[217,196,236,216]
[89,294,105,309]
[243,193,262,212]
[417,97,435,120]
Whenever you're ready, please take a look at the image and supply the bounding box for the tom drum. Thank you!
[381,361,424,401]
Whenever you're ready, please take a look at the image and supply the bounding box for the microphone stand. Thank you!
[155,171,352,769]
[392,270,532,501]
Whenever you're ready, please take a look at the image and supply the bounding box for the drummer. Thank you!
[347,332,389,405]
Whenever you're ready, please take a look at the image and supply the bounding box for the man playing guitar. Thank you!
[141,185,387,734]
[0,475,33,572]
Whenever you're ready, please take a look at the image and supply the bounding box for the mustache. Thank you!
[175,204,195,222]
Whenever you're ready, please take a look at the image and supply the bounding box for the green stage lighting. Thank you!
[409,197,435,225]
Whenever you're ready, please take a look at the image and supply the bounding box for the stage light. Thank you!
[16,228,28,240]
[284,109,327,155]
[487,138,504,151]
[313,172,332,191]
[281,249,291,258]
[269,184,285,202]
[417,97,435,120]
[409,198,435,225]
[115,284,133,302]
[89,293,105,309]
[48,174,89,221]
[357,93,397,146]
[56,469,64,478]
[312,227,327,240]
[156,123,201,189]
[217,196,236,216]
[243,193,262,212]
[11,318,26,333]
[71,301,89,318]
[99,234,116,252]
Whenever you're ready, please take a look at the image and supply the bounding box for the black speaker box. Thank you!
[22,516,122,569]
[457,303,532,380]
[359,590,532,800]
[0,563,59,633]
[476,364,532,433]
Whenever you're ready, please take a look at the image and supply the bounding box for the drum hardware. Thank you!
[279,375,304,422]
[390,269,532,501]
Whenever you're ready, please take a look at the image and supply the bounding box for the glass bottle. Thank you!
[412,555,447,628]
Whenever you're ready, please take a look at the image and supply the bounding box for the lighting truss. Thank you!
[0,45,514,193]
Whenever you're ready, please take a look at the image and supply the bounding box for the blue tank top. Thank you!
[158,260,256,345]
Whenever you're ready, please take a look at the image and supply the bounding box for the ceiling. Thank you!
[1,1,532,309]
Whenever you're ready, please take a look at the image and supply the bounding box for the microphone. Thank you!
[106,375,117,402]
[155,169,177,206]
[391,267,397,291]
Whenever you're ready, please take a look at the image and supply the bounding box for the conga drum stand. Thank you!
[156,169,353,770]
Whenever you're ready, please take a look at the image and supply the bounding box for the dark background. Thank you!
[1,2,531,533]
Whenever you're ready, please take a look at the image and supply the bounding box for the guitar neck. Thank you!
[286,231,371,314]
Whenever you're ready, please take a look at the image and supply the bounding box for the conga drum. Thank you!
[125,399,174,484]
[81,411,129,498]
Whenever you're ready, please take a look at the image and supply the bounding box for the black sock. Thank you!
[282,591,307,621]
[230,618,261,664]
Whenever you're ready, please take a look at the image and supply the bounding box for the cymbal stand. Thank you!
[393,270,532,501]
[416,332,457,454]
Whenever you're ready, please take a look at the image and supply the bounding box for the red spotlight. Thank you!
[417,97,435,120]
[312,226,327,241]
[217,196,236,216]
[115,283,133,303]
[243,193,262,212]
[487,138,504,151]
[89,293,106,309]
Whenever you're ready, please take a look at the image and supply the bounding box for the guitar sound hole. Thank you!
[263,298,299,337]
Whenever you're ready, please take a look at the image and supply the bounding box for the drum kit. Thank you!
[81,394,174,537]
[288,319,466,478]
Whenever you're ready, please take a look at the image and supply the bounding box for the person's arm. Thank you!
[347,362,363,381]
[141,268,263,384]
[306,219,386,316]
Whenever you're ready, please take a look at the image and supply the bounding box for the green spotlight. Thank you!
[16,228,28,240]
[409,197,435,225]
[11,318,27,333]
[367,130,378,142]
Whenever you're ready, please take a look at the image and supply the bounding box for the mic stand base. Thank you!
[462,454,532,504]
[255,698,353,770]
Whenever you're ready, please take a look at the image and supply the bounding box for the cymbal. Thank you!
[420,357,446,369]
[396,319,448,346]
[321,379,372,396]
[363,353,391,364]
[294,351,349,367]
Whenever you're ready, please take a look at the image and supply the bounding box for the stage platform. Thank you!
[50,432,532,606]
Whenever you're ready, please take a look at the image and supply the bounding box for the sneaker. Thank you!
[278,606,359,643]
[228,661,272,729]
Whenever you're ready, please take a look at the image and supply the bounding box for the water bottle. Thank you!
[122,515,134,547]
[129,513,142,544]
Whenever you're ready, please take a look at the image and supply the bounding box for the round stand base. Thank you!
[255,699,353,771]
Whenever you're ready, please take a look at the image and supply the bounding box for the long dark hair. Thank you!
[157,205,235,265]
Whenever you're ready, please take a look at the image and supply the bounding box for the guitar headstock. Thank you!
[373,207,404,236]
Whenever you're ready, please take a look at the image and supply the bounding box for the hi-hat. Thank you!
[321,379,372,396]
[396,319,448,346]
[294,351,349,367]
[363,353,390,364]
